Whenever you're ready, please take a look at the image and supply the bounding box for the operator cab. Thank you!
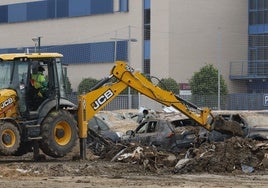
[0,53,67,119]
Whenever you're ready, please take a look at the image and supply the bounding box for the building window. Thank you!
[69,0,91,17]
[0,0,115,24]
[119,0,128,12]
[0,6,8,23]
[8,3,27,23]
[56,0,69,18]
[258,0,265,10]
[248,34,268,76]
[1,42,128,65]
[91,0,113,14]
[144,0,150,75]
[144,59,150,75]
[144,9,150,40]
[27,1,47,21]
[249,0,257,10]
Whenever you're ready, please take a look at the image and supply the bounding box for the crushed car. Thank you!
[199,111,268,142]
[121,118,199,153]
[122,110,268,153]
[88,115,121,143]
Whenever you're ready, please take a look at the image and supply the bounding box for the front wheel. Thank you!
[40,110,78,158]
[0,122,21,155]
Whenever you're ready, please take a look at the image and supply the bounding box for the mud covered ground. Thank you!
[0,137,268,187]
[1,110,268,187]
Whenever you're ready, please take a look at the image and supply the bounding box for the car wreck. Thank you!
[81,109,268,175]
[200,111,268,142]
[86,110,268,157]
[121,118,199,153]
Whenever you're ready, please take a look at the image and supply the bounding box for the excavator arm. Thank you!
[111,61,214,131]
[78,61,243,159]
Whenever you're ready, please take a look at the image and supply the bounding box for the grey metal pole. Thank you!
[114,31,117,62]
[217,27,221,110]
[128,25,132,109]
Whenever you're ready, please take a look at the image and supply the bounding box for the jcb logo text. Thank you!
[92,89,114,110]
[1,98,13,109]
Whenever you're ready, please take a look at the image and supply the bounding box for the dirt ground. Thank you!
[1,110,268,187]
[0,150,268,188]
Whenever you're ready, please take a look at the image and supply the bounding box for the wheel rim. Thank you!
[1,129,16,148]
[54,121,72,146]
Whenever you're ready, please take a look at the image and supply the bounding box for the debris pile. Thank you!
[173,137,268,174]
[102,137,268,174]
[91,110,268,174]
[110,143,177,171]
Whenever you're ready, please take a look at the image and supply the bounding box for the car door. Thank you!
[134,120,159,146]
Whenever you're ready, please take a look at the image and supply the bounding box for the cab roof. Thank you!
[0,53,63,60]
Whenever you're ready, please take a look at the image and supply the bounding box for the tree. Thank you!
[157,78,180,94]
[189,64,228,95]
[78,77,99,95]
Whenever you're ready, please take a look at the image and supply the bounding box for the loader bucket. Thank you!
[212,115,244,136]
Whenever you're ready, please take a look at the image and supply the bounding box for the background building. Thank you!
[2,0,266,110]
[0,0,143,91]
[230,0,268,94]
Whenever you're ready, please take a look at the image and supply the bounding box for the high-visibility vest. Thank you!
[31,73,46,89]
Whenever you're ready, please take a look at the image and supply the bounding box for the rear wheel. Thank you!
[40,110,78,158]
[0,122,20,155]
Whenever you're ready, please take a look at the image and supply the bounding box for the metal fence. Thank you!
[67,93,268,111]
[181,94,268,110]
[67,94,139,110]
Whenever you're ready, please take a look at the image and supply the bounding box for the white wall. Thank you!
[151,0,248,93]
[0,0,41,5]
[0,1,143,91]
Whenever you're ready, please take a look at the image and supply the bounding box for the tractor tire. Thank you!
[40,110,78,158]
[0,122,21,155]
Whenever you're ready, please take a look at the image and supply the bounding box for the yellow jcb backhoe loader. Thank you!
[0,52,243,159]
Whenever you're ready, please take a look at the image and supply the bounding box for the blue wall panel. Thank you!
[0,0,119,24]
[45,43,91,64]
[144,40,150,59]
[56,0,69,18]
[0,42,128,64]
[0,6,8,23]
[69,0,91,17]
[8,3,27,23]
[27,1,47,21]
[47,0,56,18]
[116,41,128,61]
[144,0,150,9]
[249,24,268,34]
[120,0,129,12]
[91,0,113,14]
[90,42,113,63]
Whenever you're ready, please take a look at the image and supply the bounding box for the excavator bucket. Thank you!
[212,115,244,136]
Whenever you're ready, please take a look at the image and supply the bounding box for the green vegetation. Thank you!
[157,77,180,94]
[189,64,228,95]
[77,77,99,95]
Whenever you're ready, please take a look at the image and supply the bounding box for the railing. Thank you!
[181,94,268,110]
[67,94,139,110]
[67,93,268,111]
[230,61,268,79]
